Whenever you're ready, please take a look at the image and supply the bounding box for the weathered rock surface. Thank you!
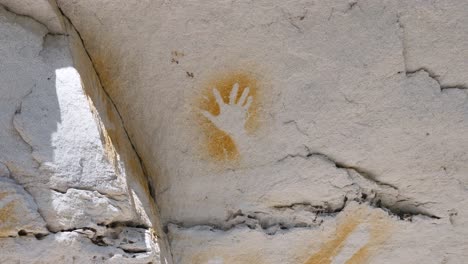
[0,229,159,264]
[0,177,48,237]
[0,3,165,263]
[1,0,467,263]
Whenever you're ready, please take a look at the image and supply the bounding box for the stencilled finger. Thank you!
[238,87,250,106]
[201,110,217,124]
[213,88,224,107]
[229,83,239,105]
[243,96,253,110]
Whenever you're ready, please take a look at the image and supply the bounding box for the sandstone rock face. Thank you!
[0,3,165,263]
[1,0,468,263]
[0,177,48,237]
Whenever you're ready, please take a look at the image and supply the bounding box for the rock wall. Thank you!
[1,0,467,263]
[0,2,168,263]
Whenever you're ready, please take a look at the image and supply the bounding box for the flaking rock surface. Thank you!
[1,0,468,263]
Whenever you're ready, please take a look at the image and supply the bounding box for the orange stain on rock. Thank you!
[344,214,391,264]
[304,208,392,264]
[0,196,18,235]
[206,129,240,161]
[304,211,363,264]
[197,71,261,162]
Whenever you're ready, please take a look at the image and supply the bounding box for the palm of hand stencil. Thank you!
[202,83,253,138]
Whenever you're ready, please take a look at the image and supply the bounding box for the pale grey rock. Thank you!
[102,226,154,253]
[0,4,162,263]
[13,36,129,200]
[52,0,468,263]
[30,188,136,232]
[0,5,48,179]
[0,230,158,264]
[400,0,468,89]
[169,202,467,264]
[0,0,65,33]
[0,0,467,263]
[0,6,138,232]
[0,177,48,237]
[0,162,9,178]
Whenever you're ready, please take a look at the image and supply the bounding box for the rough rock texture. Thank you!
[0,229,158,263]
[0,177,48,237]
[1,0,468,263]
[0,3,166,263]
[0,0,64,33]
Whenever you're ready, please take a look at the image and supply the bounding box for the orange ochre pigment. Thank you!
[304,209,392,264]
[197,71,261,162]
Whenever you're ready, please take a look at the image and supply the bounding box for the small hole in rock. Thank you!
[18,230,27,236]
[34,233,47,240]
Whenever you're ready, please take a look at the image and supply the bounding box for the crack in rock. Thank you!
[33,221,151,249]
[0,4,49,31]
[55,5,155,203]
[283,120,309,137]
[398,13,466,90]
[406,68,468,91]
[278,148,440,220]
[50,186,127,201]
[0,161,11,177]
[167,173,440,236]
[168,148,442,235]
[167,191,439,236]
[276,147,394,190]
[12,88,38,165]
[328,1,362,21]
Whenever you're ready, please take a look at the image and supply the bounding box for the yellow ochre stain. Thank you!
[197,71,261,162]
[304,211,362,264]
[304,208,392,264]
[0,198,18,235]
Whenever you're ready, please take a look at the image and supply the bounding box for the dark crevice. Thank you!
[34,233,48,240]
[50,188,66,194]
[306,151,399,190]
[277,147,397,190]
[335,162,398,189]
[98,221,149,230]
[47,221,149,235]
[33,222,152,250]
[406,68,468,90]
[54,6,156,201]
[168,149,442,234]
[167,189,439,235]
[297,148,439,220]
[119,248,149,254]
